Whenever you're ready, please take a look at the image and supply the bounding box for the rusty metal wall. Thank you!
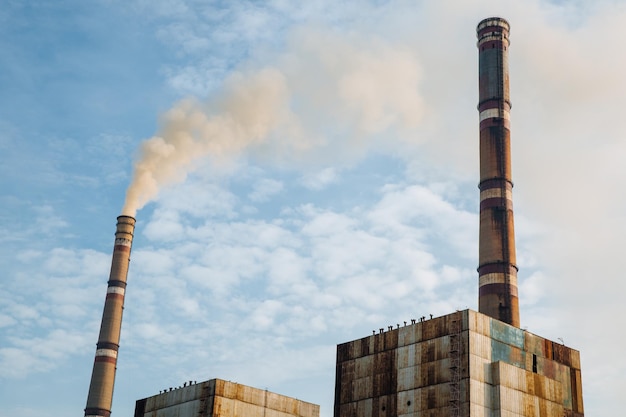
[138,379,319,417]
[334,311,470,417]
[335,310,583,417]
[466,310,584,416]
[331,15,585,417]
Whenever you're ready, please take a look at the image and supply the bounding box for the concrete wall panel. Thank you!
[490,320,524,350]
[352,376,372,401]
[470,332,493,361]
[492,361,527,392]
[523,332,545,358]
[491,340,526,369]
[139,379,319,417]
[151,401,200,417]
[355,356,373,378]
[398,322,421,347]
[396,344,417,369]
[469,402,494,417]
[397,366,420,392]
[470,354,494,384]
[469,379,495,409]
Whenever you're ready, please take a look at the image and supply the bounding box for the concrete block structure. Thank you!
[134,378,320,417]
[333,310,584,417]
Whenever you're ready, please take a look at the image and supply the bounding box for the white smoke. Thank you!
[122,28,424,216]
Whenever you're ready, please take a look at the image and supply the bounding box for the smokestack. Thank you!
[84,215,136,417]
[476,17,520,327]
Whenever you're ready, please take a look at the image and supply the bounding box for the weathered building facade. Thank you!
[135,378,319,417]
[334,310,583,417]
[334,17,585,417]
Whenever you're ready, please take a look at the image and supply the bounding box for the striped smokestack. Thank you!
[84,215,136,417]
[476,17,520,327]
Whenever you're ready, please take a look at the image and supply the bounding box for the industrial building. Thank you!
[333,17,584,417]
[133,378,320,417]
[333,310,583,417]
[84,15,584,417]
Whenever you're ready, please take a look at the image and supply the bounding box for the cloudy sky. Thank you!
[1,0,625,416]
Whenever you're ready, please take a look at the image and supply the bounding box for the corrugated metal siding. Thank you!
[551,342,573,367]
[384,330,399,351]
[555,364,572,410]
[571,369,584,413]
[151,400,200,417]
[400,384,451,411]
[543,339,553,362]
[569,349,581,370]
[337,402,356,417]
[488,361,570,417]
[494,385,522,414]
[470,354,494,385]
[469,402,493,417]
[396,343,418,369]
[465,311,584,417]
[469,379,495,409]
[492,361,564,403]
[338,360,355,404]
[524,332,545,357]
[336,315,469,416]
[294,402,319,417]
[491,340,526,369]
[145,382,211,412]
[355,398,373,417]
[397,365,420,392]
[470,331,493,361]
[492,361,526,392]
[373,332,387,354]
[396,337,451,366]
[339,350,398,403]
[141,379,319,417]
[539,397,565,417]
[490,320,524,350]
[535,356,555,379]
[468,309,491,338]
[355,355,373,377]
[375,394,396,417]
[489,387,565,417]
[341,336,371,361]
[396,358,452,391]
[398,322,421,347]
[352,376,372,401]
[336,310,583,417]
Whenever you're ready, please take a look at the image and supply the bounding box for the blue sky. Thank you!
[1,1,625,416]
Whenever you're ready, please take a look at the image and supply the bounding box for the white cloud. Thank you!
[4,1,626,416]
[248,178,283,202]
[34,205,68,235]
[300,167,337,190]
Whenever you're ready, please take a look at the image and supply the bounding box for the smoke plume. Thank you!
[122,28,424,217]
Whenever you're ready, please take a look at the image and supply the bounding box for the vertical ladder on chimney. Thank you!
[449,312,462,417]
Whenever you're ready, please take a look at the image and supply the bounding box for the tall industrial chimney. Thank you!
[84,215,136,417]
[476,17,520,327]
